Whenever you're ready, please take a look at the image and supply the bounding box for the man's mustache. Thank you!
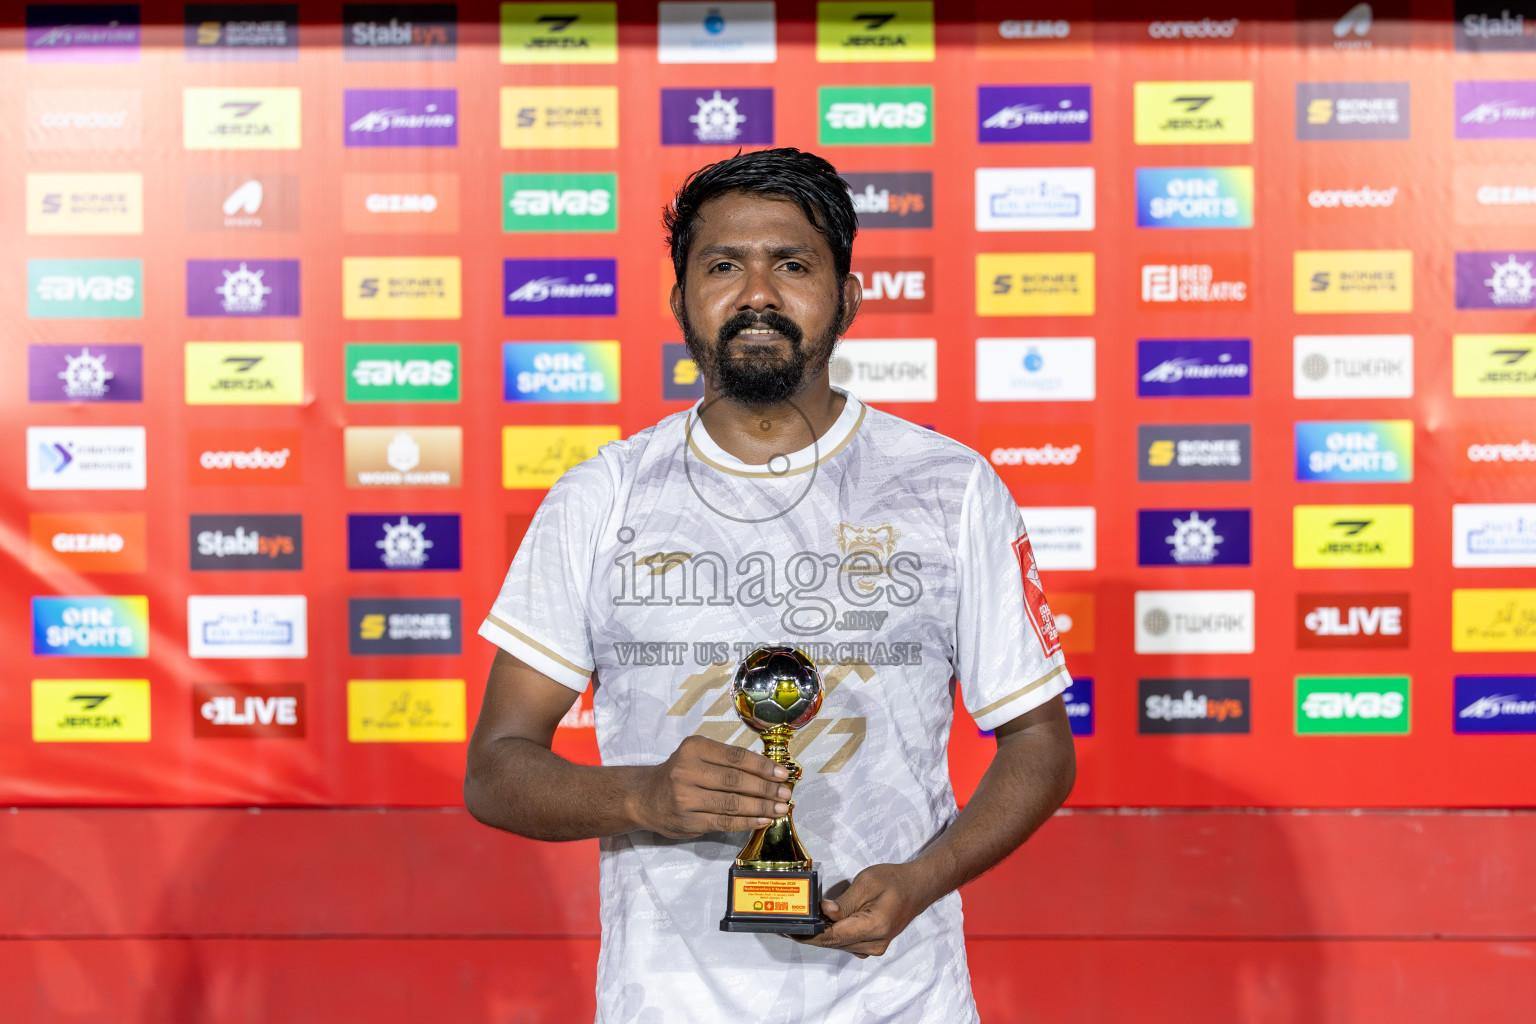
[716,310,805,347]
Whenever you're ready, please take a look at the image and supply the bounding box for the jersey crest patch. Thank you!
[1013,532,1062,657]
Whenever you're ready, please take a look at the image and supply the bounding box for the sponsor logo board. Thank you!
[343,3,456,60]
[502,426,621,489]
[1134,590,1255,653]
[349,598,463,655]
[1297,591,1410,649]
[183,87,301,149]
[843,172,932,228]
[658,2,777,63]
[819,86,933,145]
[1297,0,1410,50]
[661,87,773,145]
[849,257,933,312]
[1453,589,1536,651]
[1455,675,1536,734]
[500,1,617,63]
[28,259,141,319]
[185,342,304,405]
[347,514,461,570]
[26,173,142,234]
[1296,676,1410,735]
[344,88,457,147]
[1453,504,1536,568]
[1138,424,1250,482]
[30,513,147,574]
[1452,334,1536,397]
[1293,335,1413,398]
[980,424,1094,485]
[26,4,140,62]
[1456,251,1536,310]
[1296,81,1410,140]
[1062,677,1094,736]
[1141,18,1245,43]
[28,426,146,490]
[975,338,1095,402]
[977,253,1094,315]
[29,344,142,403]
[816,2,935,61]
[1139,678,1250,734]
[1018,506,1096,571]
[504,258,616,316]
[32,596,149,657]
[1455,1,1536,51]
[1304,183,1400,214]
[186,259,300,317]
[1052,592,1095,654]
[1454,423,1536,478]
[1454,164,1536,226]
[1456,80,1536,139]
[502,172,614,231]
[975,1,1092,60]
[1137,339,1252,397]
[189,429,302,485]
[194,682,306,738]
[1294,250,1413,313]
[187,595,308,658]
[977,85,1091,143]
[1293,505,1413,568]
[344,257,461,319]
[500,86,618,148]
[503,342,620,403]
[343,426,462,487]
[662,342,705,400]
[1294,420,1414,483]
[348,680,466,741]
[975,167,1094,232]
[343,173,459,234]
[33,680,150,742]
[828,339,937,402]
[1138,256,1249,309]
[346,343,460,402]
[186,3,299,60]
[1134,81,1254,144]
[1137,509,1252,566]
[27,88,142,149]
[186,173,300,231]
[189,514,303,570]
[1135,166,1253,229]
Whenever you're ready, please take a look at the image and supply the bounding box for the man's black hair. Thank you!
[664,147,858,285]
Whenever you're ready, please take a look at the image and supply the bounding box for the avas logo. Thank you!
[183,87,302,149]
[32,680,151,743]
[347,514,462,571]
[30,513,147,574]
[26,172,142,235]
[1296,82,1410,140]
[1453,503,1536,568]
[348,680,466,742]
[185,342,305,405]
[28,343,143,403]
[343,257,462,319]
[980,425,1093,485]
[1137,424,1251,482]
[817,2,935,61]
[1456,251,1536,309]
[503,342,620,403]
[502,425,621,489]
[1294,250,1413,313]
[1456,1,1536,51]
[1137,509,1252,566]
[1455,675,1536,734]
[32,596,149,657]
[1454,423,1536,478]
[187,595,308,659]
[185,4,299,60]
[343,173,460,234]
[345,343,460,402]
[1453,588,1536,652]
[1018,506,1096,571]
[1138,256,1249,308]
[819,86,933,145]
[975,1,1092,60]
[28,426,147,491]
[343,426,463,487]
[499,2,618,63]
[827,339,937,402]
[1134,590,1255,653]
[1135,167,1253,229]
[842,172,933,228]
[1452,334,1536,397]
[975,167,1095,232]
[26,5,140,62]
[189,514,303,571]
[657,1,777,64]
[343,89,458,147]
[1294,420,1414,482]
[500,86,619,148]
[975,338,1096,402]
[344,3,455,59]
[194,683,306,739]
[1293,335,1414,399]
[349,598,463,655]
[977,253,1095,315]
[1455,80,1536,139]
[187,260,301,317]
[1296,592,1410,649]
[1139,679,1249,735]
[1292,505,1413,568]
[189,429,303,485]
[503,173,616,232]
[27,88,142,150]
[850,257,933,312]
[28,259,141,319]
[186,173,300,231]
[1296,676,1410,735]
[1134,81,1254,144]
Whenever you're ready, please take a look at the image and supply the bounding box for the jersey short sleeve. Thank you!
[954,460,1072,732]
[477,456,614,692]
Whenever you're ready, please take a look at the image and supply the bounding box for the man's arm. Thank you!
[799,694,1076,957]
[464,648,795,841]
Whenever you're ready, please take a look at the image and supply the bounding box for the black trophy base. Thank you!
[719,867,827,935]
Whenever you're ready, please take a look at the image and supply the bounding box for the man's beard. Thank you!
[681,294,843,406]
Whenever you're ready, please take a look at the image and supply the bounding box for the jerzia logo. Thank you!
[1293,505,1413,568]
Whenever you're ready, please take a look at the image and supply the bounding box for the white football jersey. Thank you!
[480,390,1071,1023]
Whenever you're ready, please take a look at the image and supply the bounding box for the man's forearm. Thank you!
[465,736,648,842]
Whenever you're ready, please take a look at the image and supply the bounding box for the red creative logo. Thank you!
[1455,424,1536,478]
[849,257,933,313]
[979,424,1094,485]
[193,683,306,738]
[189,429,303,485]
[1138,254,1250,309]
[1295,592,1410,649]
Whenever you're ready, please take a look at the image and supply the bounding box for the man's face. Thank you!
[672,192,858,406]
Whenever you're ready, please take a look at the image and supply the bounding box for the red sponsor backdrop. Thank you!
[6,2,1536,810]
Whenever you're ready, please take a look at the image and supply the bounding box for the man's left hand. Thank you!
[793,861,936,958]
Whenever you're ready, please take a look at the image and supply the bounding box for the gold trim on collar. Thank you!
[685,403,866,479]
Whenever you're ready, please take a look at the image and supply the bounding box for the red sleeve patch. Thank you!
[1013,532,1063,658]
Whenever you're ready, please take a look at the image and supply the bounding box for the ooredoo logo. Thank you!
[189,429,302,485]
[979,425,1093,485]
[1455,423,1536,479]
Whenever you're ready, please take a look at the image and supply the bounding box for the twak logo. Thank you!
[188,429,303,486]
[1138,256,1249,308]
[975,338,1096,402]
[185,4,299,60]
[27,88,143,150]
[344,4,456,60]
[346,343,460,402]
[1137,509,1252,567]
[29,344,143,403]
[843,172,933,229]
[1296,676,1410,735]
[1456,80,1536,139]
[187,595,308,659]
[819,86,933,145]
[189,514,303,571]
[1134,590,1255,654]
[186,173,300,231]
[661,88,774,145]
[500,86,618,148]
[32,680,151,743]
[658,2,778,64]
[503,342,620,403]
[1452,334,1536,398]
[828,339,937,402]
[499,2,619,64]
[850,258,933,313]
[344,173,460,234]
[980,425,1094,485]
[344,426,463,486]
[183,87,301,149]
[1297,592,1410,649]
[1294,335,1413,399]
[503,172,614,232]
[1456,0,1536,51]
[344,89,458,147]
[1293,505,1414,568]
[347,514,461,571]
[1134,81,1254,144]
[1138,424,1251,482]
[1139,679,1250,735]
[504,259,617,316]
[26,4,141,62]
[30,512,147,574]
[186,260,300,318]
[817,2,935,61]
[1297,82,1410,140]
[1454,675,1536,734]
[1455,423,1536,479]
[977,86,1092,144]
[975,168,1094,233]
[349,598,463,655]
[194,683,305,738]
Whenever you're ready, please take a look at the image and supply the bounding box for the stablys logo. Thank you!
[1297,592,1410,648]
[190,514,303,570]
[849,257,932,312]
[1138,678,1250,735]
[193,683,305,738]
[1457,1,1536,50]
[842,172,933,229]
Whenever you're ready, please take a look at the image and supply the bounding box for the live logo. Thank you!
[1296,592,1410,649]
[193,682,306,738]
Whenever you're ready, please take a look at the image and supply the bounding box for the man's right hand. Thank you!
[630,735,792,839]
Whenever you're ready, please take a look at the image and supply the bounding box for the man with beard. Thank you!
[466,148,1076,1022]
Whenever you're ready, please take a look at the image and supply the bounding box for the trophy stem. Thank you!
[734,725,811,870]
